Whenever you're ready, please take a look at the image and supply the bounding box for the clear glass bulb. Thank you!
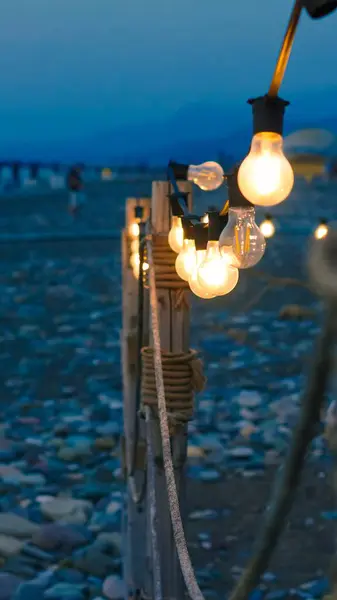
[238,132,294,206]
[175,239,196,281]
[196,241,230,295]
[129,222,140,239]
[314,222,328,240]
[168,216,184,253]
[189,250,216,299]
[188,161,224,191]
[219,208,266,269]
[260,217,275,238]
[201,214,209,224]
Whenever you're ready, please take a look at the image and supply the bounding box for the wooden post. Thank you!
[122,197,151,599]
[143,181,192,600]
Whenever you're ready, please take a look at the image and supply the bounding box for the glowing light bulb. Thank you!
[189,250,216,299]
[260,215,275,238]
[314,221,329,240]
[168,216,184,253]
[196,241,230,295]
[238,132,294,206]
[131,239,139,253]
[130,252,139,269]
[175,239,196,281]
[201,214,209,224]
[217,254,239,295]
[132,253,149,279]
[133,261,149,280]
[129,222,140,239]
[188,162,224,191]
[219,208,266,269]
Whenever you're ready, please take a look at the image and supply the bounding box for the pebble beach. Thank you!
[0,176,335,600]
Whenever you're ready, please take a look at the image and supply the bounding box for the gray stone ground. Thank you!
[0,179,335,599]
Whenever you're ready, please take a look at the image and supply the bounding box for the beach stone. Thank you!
[95,532,122,554]
[236,391,262,409]
[44,583,85,599]
[13,582,45,600]
[0,574,22,600]
[32,523,87,552]
[0,513,40,538]
[40,498,92,524]
[94,437,116,451]
[73,547,118,577]
[0,535,25,557]
[102,575,124,599]
[56,569,84,584]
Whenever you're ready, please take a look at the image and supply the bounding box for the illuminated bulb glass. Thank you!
[260,217,275,238]
[217,256,239,296]
[201,214,209,224]
[129,222,140,239]
[130,252,140,269]
[196,241,229,295]
[175,239,196,281]
[219,208,266,269]
[188,161,224,191]
[168,216,184,253]
[314,222,328,240]
[189,250,216,299]
[131,239,139,253]
[238,132,294,206]
[133,260,149,280]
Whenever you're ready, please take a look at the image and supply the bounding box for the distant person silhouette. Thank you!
[67,166,85,216]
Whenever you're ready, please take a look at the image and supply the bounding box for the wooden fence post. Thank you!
[122,197,151,599]
[143,180,193,600]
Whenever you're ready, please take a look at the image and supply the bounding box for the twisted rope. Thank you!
[141,347,206,432]
[145,405,163,600]
[146,235,206,600]
[151,234,189,309]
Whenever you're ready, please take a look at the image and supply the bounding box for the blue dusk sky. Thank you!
[0,0,337,153]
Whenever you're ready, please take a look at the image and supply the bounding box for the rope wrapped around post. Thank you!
[141,347,206,433]
[151,234,189,309]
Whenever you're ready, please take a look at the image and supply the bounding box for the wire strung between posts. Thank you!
[146,235,206,600]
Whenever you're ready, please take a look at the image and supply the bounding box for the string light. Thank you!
[260,215,276,238]
[238,97,294,207]
[188,162,224,191]
[189,249,216,299]
[169,161,224,191]
[168,216,184,253]
[219,207,266,269]
[175,238,197,281]
[238,132,294,206]
[314,219,328,240]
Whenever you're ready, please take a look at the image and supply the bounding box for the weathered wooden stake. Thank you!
[143,181,192,600]
[122,197,151,599]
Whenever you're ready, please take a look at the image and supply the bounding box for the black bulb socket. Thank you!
[168,161,189,181]
[194,223,209,251]
[227,169,254,209]
[181,218,195,241]
[135,205,144,220]
[208,212,222,241]
[302,0,337,18]
[249,95,289,137]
